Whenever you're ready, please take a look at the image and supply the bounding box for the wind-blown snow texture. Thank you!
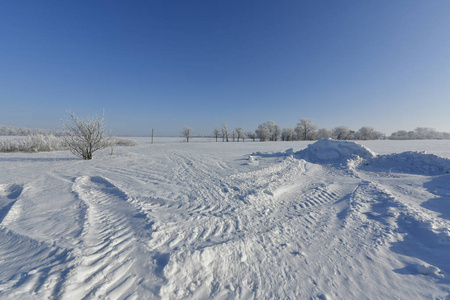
[1,138,450,299]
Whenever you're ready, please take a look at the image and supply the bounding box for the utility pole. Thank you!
[152,129,154,144]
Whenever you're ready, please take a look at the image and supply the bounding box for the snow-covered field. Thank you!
[1,138,450,299]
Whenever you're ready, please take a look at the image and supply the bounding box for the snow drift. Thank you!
[295,138,377,163]
[296,139,450,176]
[363,151,450,175]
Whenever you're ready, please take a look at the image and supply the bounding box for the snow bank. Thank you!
[294,139,450,176]
[295,139,377,163]
[364,151,450,175]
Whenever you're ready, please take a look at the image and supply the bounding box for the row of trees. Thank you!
[390,127,450,140]
[182,118,450,142]
[185,119,387,143]
[260,119,386,141]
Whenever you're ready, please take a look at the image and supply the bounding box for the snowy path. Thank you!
[1,139,450,299]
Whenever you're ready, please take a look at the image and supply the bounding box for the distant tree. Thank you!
[256,124,270,142]
[182,126,193,142]
[222,123,229,142]
[241,131,247,142]
[256,121,280,141]
[281,128,296,141]
[62,111,110,160]
[316,128,332,139]
[332,126,354,140]
[414,127,442,139]
[354,126,385,140]
[271,122,281,141]
[389,130,412,140]
[235,128,245,142]
[247,131,257,142]
[213,129,220,142]
[390,127,446,140]
[295,118,317,140]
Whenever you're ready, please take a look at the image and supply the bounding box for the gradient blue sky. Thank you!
[1,1,450,136]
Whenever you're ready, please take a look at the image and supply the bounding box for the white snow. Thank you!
[1,138,450,299]
[296,138,377,164]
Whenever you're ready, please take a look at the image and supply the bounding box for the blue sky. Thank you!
[1,1,450,136]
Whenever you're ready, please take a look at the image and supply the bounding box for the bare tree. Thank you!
[256,121,280,142]
[213,129,220,142]
[332,126,355,140]
[316,128,332,139]
[235,128,245,142]
[354,126,385,140]
[182,126,193,142]
[222,123,229,142]
[295,118,317,140]
[247,131,257,141]
[62,111,110,160]
[281,128,296,141]
[241,131,247,142]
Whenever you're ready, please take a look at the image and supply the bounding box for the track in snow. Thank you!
[64,176,162,299]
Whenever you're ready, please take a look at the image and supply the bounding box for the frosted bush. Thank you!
[112,138,137,146]
[0,134,68,152]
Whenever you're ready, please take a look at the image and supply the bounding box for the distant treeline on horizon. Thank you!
[1,123,450,141]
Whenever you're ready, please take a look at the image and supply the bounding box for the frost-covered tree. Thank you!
[414,127,442,139]
[62,111,110,160]
[213,129,220,142]
[295,118,317,140]
[390,127,446,140]
[235,128,245,142]
[256,121,280,142]
[354,126,385,140]
[281,128,296,141]
[247,131,257,142]
[389,130,413,140]
[241,131,247,142]
[182,126,193,142]
[332,126,354,140]
[256,124,270,142]
[316,128,332,139]
[222,123,229,142]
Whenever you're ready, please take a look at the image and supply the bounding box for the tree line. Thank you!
[182,118,450,142]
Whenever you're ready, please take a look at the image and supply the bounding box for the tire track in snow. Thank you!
[142,151,244,254]
[0,184,72,299]
[64,176,160,299]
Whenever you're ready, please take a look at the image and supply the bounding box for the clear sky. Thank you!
[1,1,450,136]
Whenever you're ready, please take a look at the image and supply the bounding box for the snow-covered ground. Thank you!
[1,138,450,299]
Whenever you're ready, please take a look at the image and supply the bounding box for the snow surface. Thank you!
[1,138,450,299]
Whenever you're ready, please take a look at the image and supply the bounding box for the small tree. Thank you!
[222,123,229,142]
[235,128,245,142]
[213,129,220,142]
[247,131,257,141]
[62,111,110,160]
[183,126,193,142]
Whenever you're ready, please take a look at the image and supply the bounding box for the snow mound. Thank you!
[416,264,443,277]
[364,151,450,175]
[296,139,377,163]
